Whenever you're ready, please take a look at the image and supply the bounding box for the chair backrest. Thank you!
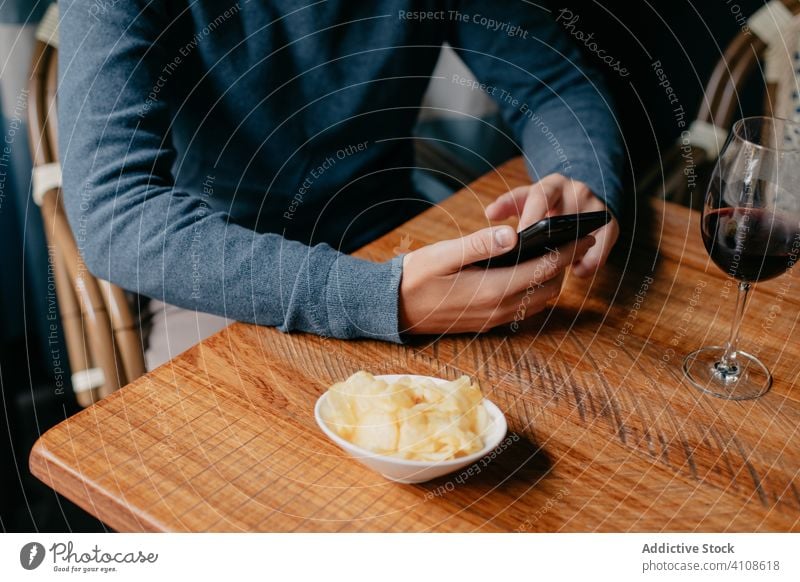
[28,3,146,406]
[642,0,800,207]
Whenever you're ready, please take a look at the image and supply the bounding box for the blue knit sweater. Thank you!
[59,0,623,342]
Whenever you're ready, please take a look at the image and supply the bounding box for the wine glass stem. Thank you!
[717,281,752,376]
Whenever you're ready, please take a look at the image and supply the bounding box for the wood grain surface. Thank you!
[30,158,800,532]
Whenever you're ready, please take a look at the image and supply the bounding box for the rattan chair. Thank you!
[641,0,800,207]
[28,4,145,406]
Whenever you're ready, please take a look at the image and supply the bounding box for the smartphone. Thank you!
[471,211,611,269]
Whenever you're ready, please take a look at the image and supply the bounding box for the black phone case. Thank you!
[471,211,611,269]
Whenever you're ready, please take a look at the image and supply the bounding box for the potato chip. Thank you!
[320,371,489,461]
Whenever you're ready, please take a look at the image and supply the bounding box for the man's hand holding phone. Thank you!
[398,174,615,335]
[484,173,619,277]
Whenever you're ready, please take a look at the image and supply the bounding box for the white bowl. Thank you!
[314,374,508,484]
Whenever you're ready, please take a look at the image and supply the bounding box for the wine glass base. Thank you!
[683,346,772,400]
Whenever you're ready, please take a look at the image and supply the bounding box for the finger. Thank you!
[519,180,563,231]
[426,225,518,273]
[484,185,530,221]
[572,220,619,278]
[461,243,578,333]
[510,272,564,309]
[560,177,594,210]
[467,235,593,311]
[489,275,564,331]
[504,234,596,292]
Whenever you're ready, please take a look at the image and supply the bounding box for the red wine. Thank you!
[702,207,800,282]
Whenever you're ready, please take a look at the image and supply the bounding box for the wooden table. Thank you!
[30,158,800,532]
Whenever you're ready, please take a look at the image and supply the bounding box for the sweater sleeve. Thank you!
[447,2,625,220]
[58,0,404,342]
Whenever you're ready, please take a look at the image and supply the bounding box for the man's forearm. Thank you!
[58,0,404,342]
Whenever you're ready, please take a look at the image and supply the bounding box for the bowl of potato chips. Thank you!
[315,371,507,483]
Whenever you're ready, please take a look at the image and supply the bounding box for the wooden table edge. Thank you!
[26,158,800,532]
[29,436,168,532]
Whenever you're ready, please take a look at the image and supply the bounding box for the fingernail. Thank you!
[586,234,597,247]
[494,226,514,248]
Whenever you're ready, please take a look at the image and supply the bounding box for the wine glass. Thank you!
[684,116,800,400]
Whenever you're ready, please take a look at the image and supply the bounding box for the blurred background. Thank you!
[1,0,767,531]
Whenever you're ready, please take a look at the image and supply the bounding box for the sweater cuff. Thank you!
[555,161,622,223]
[522,152,623,224]
[520,116,623,222]
[324,253,404,343]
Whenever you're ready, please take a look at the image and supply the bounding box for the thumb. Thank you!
[428,225,517,273]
